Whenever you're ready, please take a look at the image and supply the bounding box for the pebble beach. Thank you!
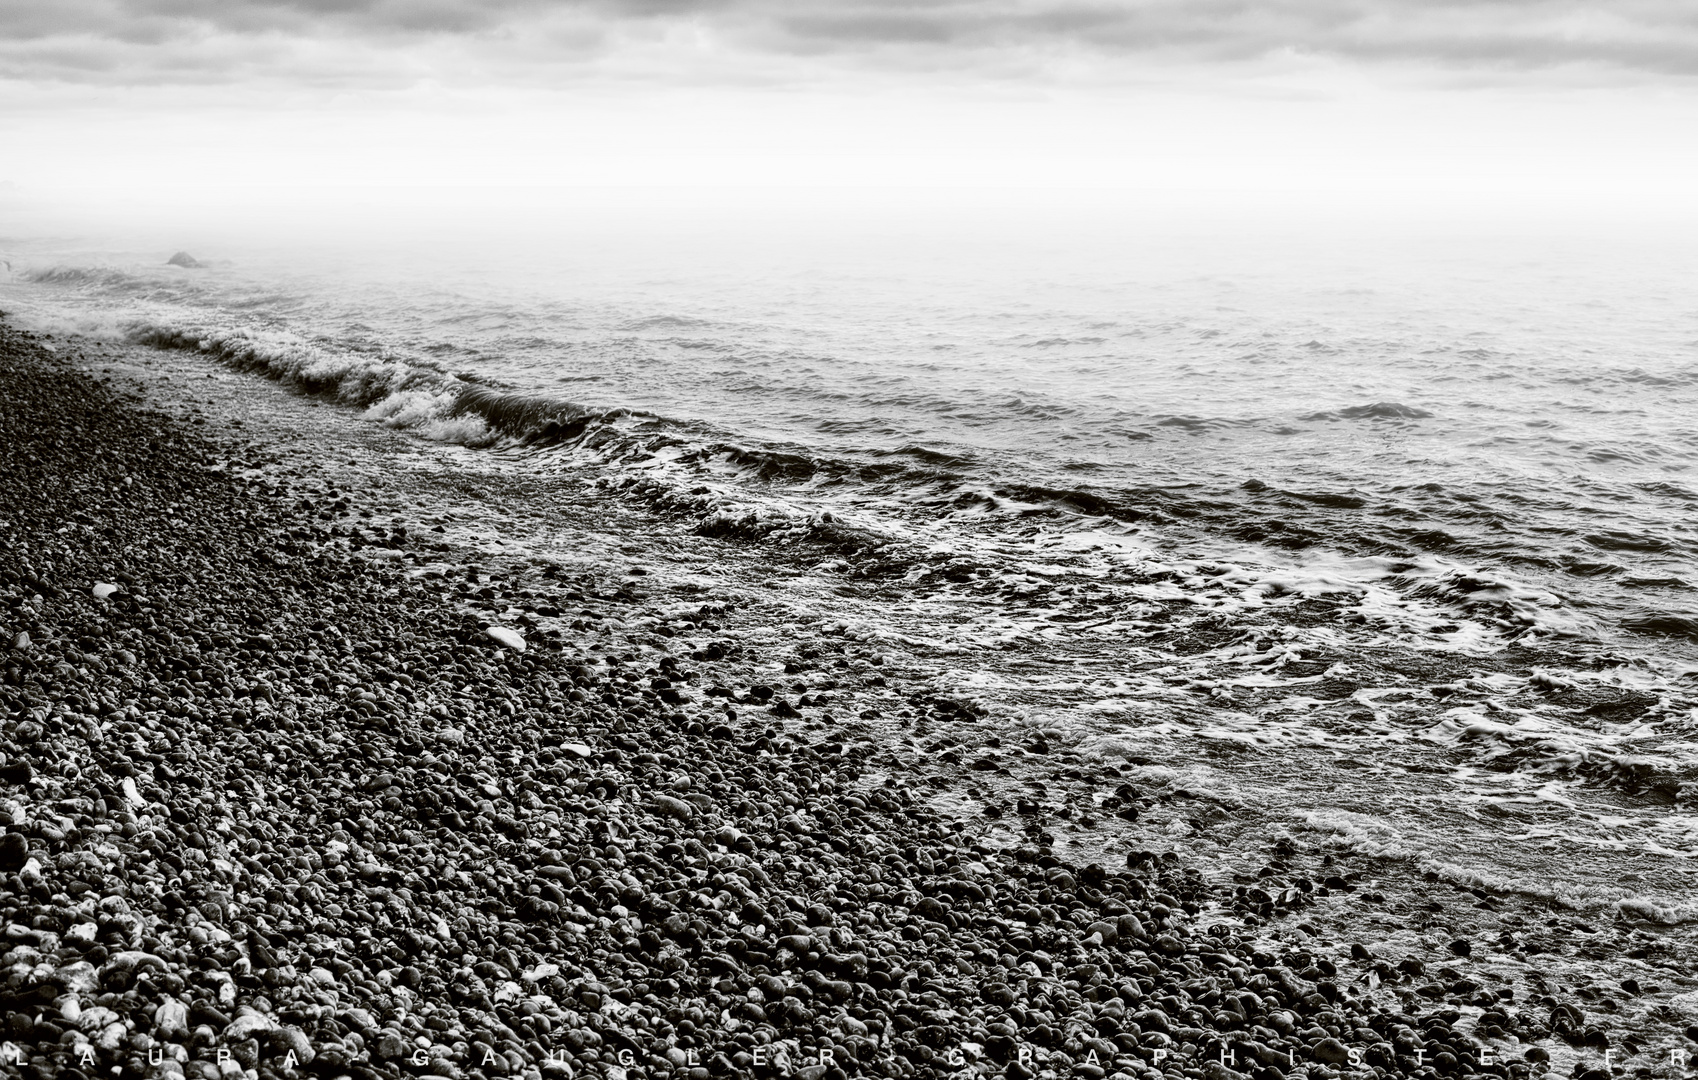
[4,312,1698,1080]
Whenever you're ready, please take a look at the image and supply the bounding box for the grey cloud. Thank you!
[4,0,1698,86]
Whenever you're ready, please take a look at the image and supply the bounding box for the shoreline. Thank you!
[1,317,1692,1080]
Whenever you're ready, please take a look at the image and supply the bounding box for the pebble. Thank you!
[1313,1036,1351,1063]
[279,1026,316,1063]
[155,998,190,1036]
[654,794,695,820]
[485,625,526,651]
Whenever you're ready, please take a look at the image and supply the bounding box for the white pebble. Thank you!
[224,1013,275,1040]
[97,1020,128,1051]
[77,1005,119,1034]
[92,583,119,599]
[154,999,189,1036]
[485,626,526,652]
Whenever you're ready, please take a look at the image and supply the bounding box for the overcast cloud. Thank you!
[5,0,1697,230]
[3,0,1697,89]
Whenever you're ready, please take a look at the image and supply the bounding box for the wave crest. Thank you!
[123,319,647,449]
[1302,402,1433,421]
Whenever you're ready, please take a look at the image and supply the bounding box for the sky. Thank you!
[2,0,1697,238]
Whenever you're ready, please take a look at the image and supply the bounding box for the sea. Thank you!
[5,209,1698,911]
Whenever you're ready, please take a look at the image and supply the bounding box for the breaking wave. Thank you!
[127,321,640,449]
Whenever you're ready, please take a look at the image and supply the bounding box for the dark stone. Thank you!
[0,832,26,872]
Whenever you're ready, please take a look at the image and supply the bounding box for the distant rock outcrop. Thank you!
[166,251,201,268]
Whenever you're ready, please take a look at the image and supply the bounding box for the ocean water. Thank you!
[6,217,1698,883]
[7,225,1696,643]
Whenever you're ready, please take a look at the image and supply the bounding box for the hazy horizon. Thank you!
[4,0,1698,242]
